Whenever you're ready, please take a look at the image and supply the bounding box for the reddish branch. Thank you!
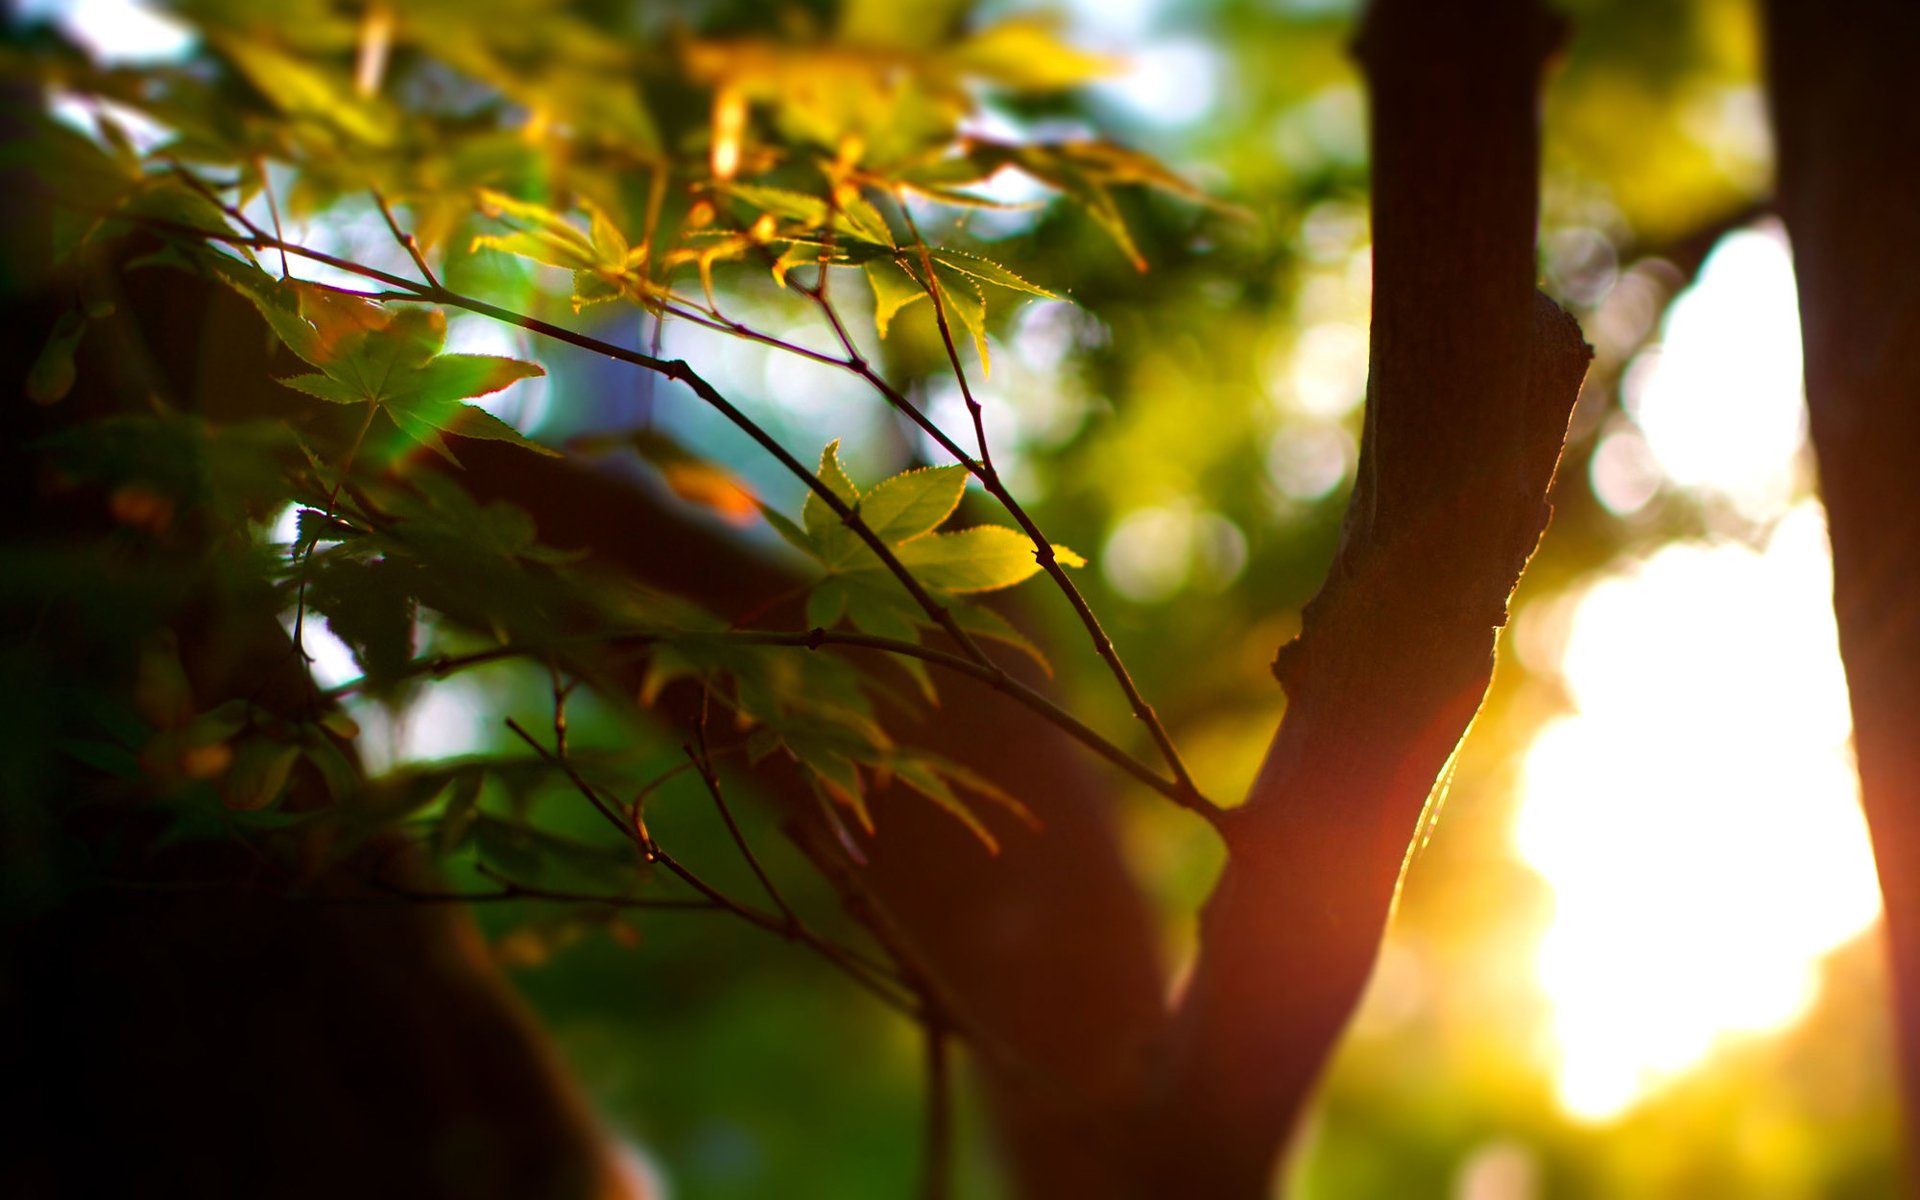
[1142,0,1591,1191]
[1764,0,1920,1173]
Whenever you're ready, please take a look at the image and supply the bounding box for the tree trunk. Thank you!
[1141,1,1591,1192]
[1764,0,1920,1180]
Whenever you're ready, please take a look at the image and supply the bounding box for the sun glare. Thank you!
[1512,227,1881,1122]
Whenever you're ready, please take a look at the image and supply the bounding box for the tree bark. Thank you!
[1142,1,1591,1192]
[1764,0,1920,1178]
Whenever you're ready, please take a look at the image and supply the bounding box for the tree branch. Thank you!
[1764,0,1920,1165]
[1143,1,1592,1191]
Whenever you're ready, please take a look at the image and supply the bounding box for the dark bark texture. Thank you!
[1141,1,1591,1192]
[1766,0,1920,1180]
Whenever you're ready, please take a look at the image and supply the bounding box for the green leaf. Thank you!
[387,353,545,413]
[222,738,302,811]
[807,577,849,628]
[760,502,816,557]
[948,602,1051,675]
[588,202,630,266]
[933,267,991,374]
[945,18,1116,91]
[571,269,626,308]
[800,439,862,561]
[936,756,1039,829]
[216,34,395,147]
[470,229,597,272]
[27,309,89,405]
[837,192,897,248]
[840,580,934,700]
[280,373,363,405]
[273,300,553,460]
[299,726,360,803]
[842,579,919,643]
[205,259,330,368]
[387,393,551,463]
[119,182,240,240]
[839,0,968,50]
[888,525,1053,592]
[891,758,998,852]
[726,184,894,248]
[472,189,602,271]
[928,247,1062,299]
[864,259,925,338]
[858,465,967,544]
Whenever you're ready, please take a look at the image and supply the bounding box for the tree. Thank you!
[1765,0,1920,1169]
[2,0,1895,1195]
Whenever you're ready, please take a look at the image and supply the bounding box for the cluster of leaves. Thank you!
[3,0,1214,968]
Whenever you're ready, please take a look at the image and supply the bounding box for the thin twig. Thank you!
[255,155,289,277]
[378,867,718,911]
[548,660,574,759]
[106,207,1215,819]
[333,627,1194,811]
[504,715,913,1009]
[504,717,642,845]
[648,841,915,1011]
[371,187,441,288]
[896,201,1205,808]
[110,210,987,663]
[687,705,796,926]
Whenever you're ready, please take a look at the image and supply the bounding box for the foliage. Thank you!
[3,1,1223,1191]
[2,0,1899,1196]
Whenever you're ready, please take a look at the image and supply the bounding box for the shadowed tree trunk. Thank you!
[1765,0,1920,1181]
[1140,0,1591,1192]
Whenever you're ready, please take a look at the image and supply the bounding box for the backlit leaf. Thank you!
[864,259,925,337]
[858,465,967,544]
[888,526,1073,592]
[928,247,1062,300]
[801,439,861,562]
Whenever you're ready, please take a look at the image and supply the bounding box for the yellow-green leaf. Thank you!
[890,525,1037,591]
[932,268,990,374]
[864,259,925,337]
[929,247,1062,300]
[800,440,861,560]
[859,465,967,544]
[216,35,395,147]
[588,201,630,267]
[946,18,1116,92]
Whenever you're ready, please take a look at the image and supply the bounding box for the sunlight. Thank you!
[1512,225,1881,1120]
[1621,222,1806,519]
